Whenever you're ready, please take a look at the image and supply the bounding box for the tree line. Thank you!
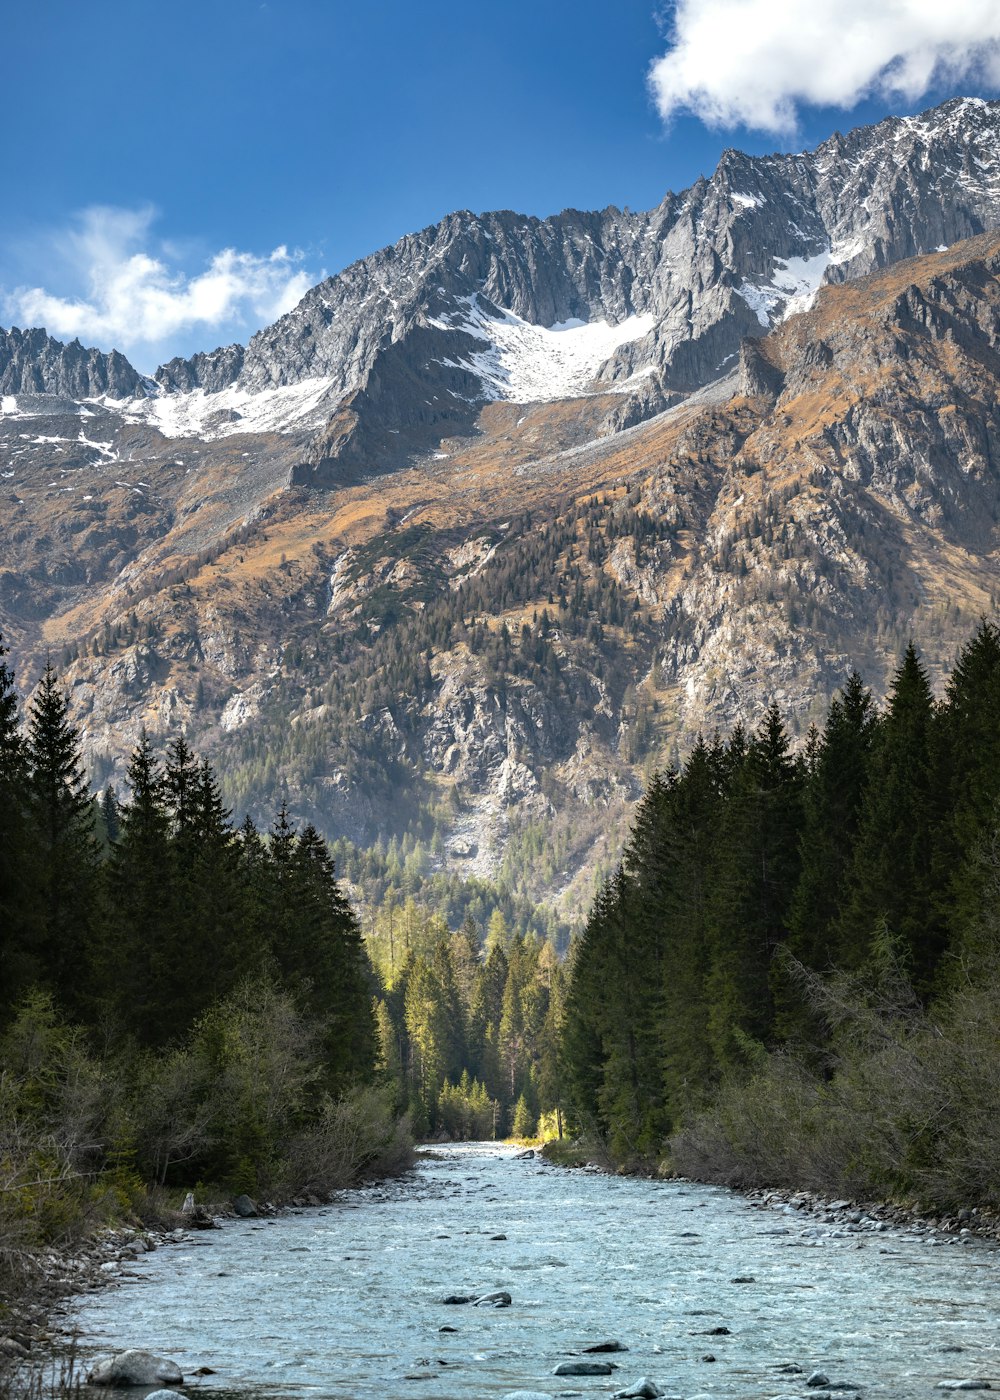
[371,911,565,1141]
[0,634,406,1276]
[563,623,1000,1209]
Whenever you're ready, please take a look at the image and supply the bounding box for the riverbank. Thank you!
[540,1137,1000,1249]
[0,1149,417,1388]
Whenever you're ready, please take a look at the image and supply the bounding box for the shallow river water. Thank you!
[69,1143,1000,1400]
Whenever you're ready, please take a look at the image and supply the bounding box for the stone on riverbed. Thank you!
[614,1378,663,1398]
[232,1194,258,1218]
[441,1289,512,1307]
[554,1360,616,1376]
[582,1340,629,1352]
[87,1349,184,1386]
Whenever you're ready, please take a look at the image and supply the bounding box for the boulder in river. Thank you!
[441,1289,511,1307]
[232,1194,258,1218]
[614,1378,664,1398]
[554,1359,616,1375]
[187,1205,220,1230]
[583,1340,629,1353]
[87,1350,184,1386]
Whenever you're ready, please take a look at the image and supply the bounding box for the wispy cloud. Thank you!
[649,0,1000,134]
[4,205,315,366]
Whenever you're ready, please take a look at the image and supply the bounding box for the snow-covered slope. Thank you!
[6,96,1000,463]
[429,296,658,403]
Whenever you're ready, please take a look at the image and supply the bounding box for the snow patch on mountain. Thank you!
[738,248,837,326]
[107,376,334,441]
[431,297,657,403]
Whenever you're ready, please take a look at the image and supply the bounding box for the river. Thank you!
[68,1143,1000,1399]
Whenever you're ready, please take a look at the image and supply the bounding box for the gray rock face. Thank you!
[133,96,1000,472]
[233,97,1000,402]
[5,98,1000,473]
[0,327,145,399]
[155,343,245,393]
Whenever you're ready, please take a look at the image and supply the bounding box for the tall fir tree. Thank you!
[0,634,38,1014]
[705,706,802,1067]
[837,644,942,992]
[25,663,100,1011]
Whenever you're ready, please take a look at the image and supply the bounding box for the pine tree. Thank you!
[25,663,100,1009]
[787,673,877,971]
[283,823,375,1086]
[935,622,1000,964]
[102,730,175,1037]
[705,705,802,1067]
[837,644,942,992]
[658,737,727,1118]
[0,634,37,1014]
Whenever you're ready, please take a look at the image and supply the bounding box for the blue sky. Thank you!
[4,0,999,371]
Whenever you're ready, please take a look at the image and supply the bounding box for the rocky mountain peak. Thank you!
[0,326,146,400]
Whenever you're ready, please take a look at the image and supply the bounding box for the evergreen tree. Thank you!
[25,663,100,1010]
[658,737,726,1118]
[102,731,175,1038]
[936,622,1000,964]
[787,673,877,971]
[282,823,376,1085]
[705,706,802,1067]
[837,644,942,992]
[0,634,37,1014]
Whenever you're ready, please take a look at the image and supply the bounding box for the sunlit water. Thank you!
[68,1143,1000,1399]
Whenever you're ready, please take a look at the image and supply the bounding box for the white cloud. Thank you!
[5,205,315,366]
[649,0,1000,133]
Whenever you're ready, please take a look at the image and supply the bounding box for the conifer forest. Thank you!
[7,615,1000,1265]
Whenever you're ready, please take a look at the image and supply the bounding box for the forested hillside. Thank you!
[0,629,569,1304]
[564,622,1000,1210]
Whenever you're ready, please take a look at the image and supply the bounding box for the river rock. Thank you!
[232,1194,258,1218]
[87,1349,184,1386]
[515,1149,535,1159]
[806,1372,830,1387]
[582,1340,629,1353]
[614,1379,663,1398]
[187,1205,220,1229]
[554,1360,616,1376]
[473,1290,512,1307]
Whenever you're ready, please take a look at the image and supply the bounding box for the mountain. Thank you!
[2,96,1000,910]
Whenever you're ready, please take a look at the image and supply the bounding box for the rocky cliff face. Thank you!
[3,100,1000,908]
[0,327,145,399]
[151,95,1000,441]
